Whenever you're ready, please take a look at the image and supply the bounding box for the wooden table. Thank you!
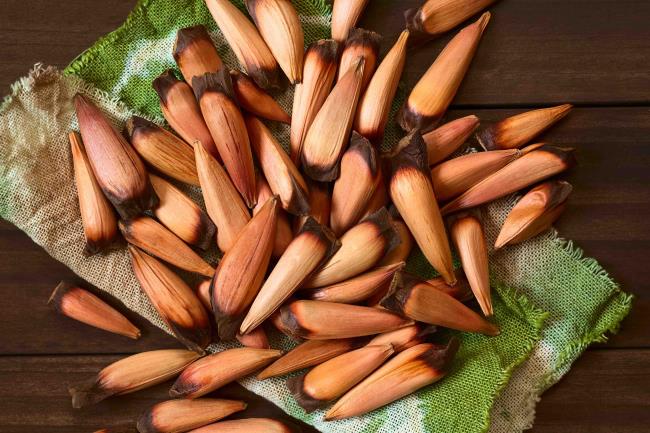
[1,0,649,432]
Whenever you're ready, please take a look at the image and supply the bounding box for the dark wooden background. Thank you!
[1,0,649,432]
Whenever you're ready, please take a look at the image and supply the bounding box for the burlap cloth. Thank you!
[0,1,632,432]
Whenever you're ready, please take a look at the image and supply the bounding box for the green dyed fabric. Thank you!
[0,0,632,432]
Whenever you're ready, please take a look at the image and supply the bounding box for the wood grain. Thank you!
[0,355,317,433]
[0,0,648,432]
[531,349,650,433]
[1,0,649,105]
[0,351,646,433]
[361,0,650,106]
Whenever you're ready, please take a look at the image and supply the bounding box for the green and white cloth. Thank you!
[0,1,632,432]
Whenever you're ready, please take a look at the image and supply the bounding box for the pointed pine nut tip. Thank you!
[424,115,479,165]
[69,378,109,408]
[349,131,380,175]
[124,116,150,138]
[268,308,302,340]
[360,206,403,257]
[446,208,481,227]
[298,216,341,259]
[440,270,458,289]
[195,211,217,250]
[244,0,261,21]
[73,92,91,109]
[68,130,80,145]
[422,337,461,371]
[258,338,361,379]
[399,28,411,42]
[415,324,439,342]
[168,378,201,399]
[136,410,156,433]
[310,38,340,63]
[277,303,306,340]
[546,180,574,207]
[167,321,210,356]
[173,25,213,60]
[287,173,311,216]
[324,408,342,421]
[426,272,474,303]
[396,102,423,133]
[484,301,495,317]
[475,125,500,151]
[403,6,426,39]
[553,103,574,119]
[389,129,429,175]
[493,235,507,250]
[346,27,382,51]
[152,70,181,106]
[485,321,500,336]
[539,144,578,169]
[476,11,491,33]
[379,271,416,314]
[519,142,546,154]
[47,280,75,309]
[340,28,382,87]
[215,315,244,342]
[126,243,141,259]
[287,373,328,413]
[196,278,212,310]
[367,324,434,352]
[191,69,236,102]
[231,70,291,124]
[237,327,271,349]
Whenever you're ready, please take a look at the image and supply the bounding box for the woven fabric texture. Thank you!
[0,0,632,432]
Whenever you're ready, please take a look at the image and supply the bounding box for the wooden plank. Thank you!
[0,354,318,433]
[361,0,650,106]
[0,0,135,91]
[530,349,650,433]
[0,351,647,433]
[1,1,649,105]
